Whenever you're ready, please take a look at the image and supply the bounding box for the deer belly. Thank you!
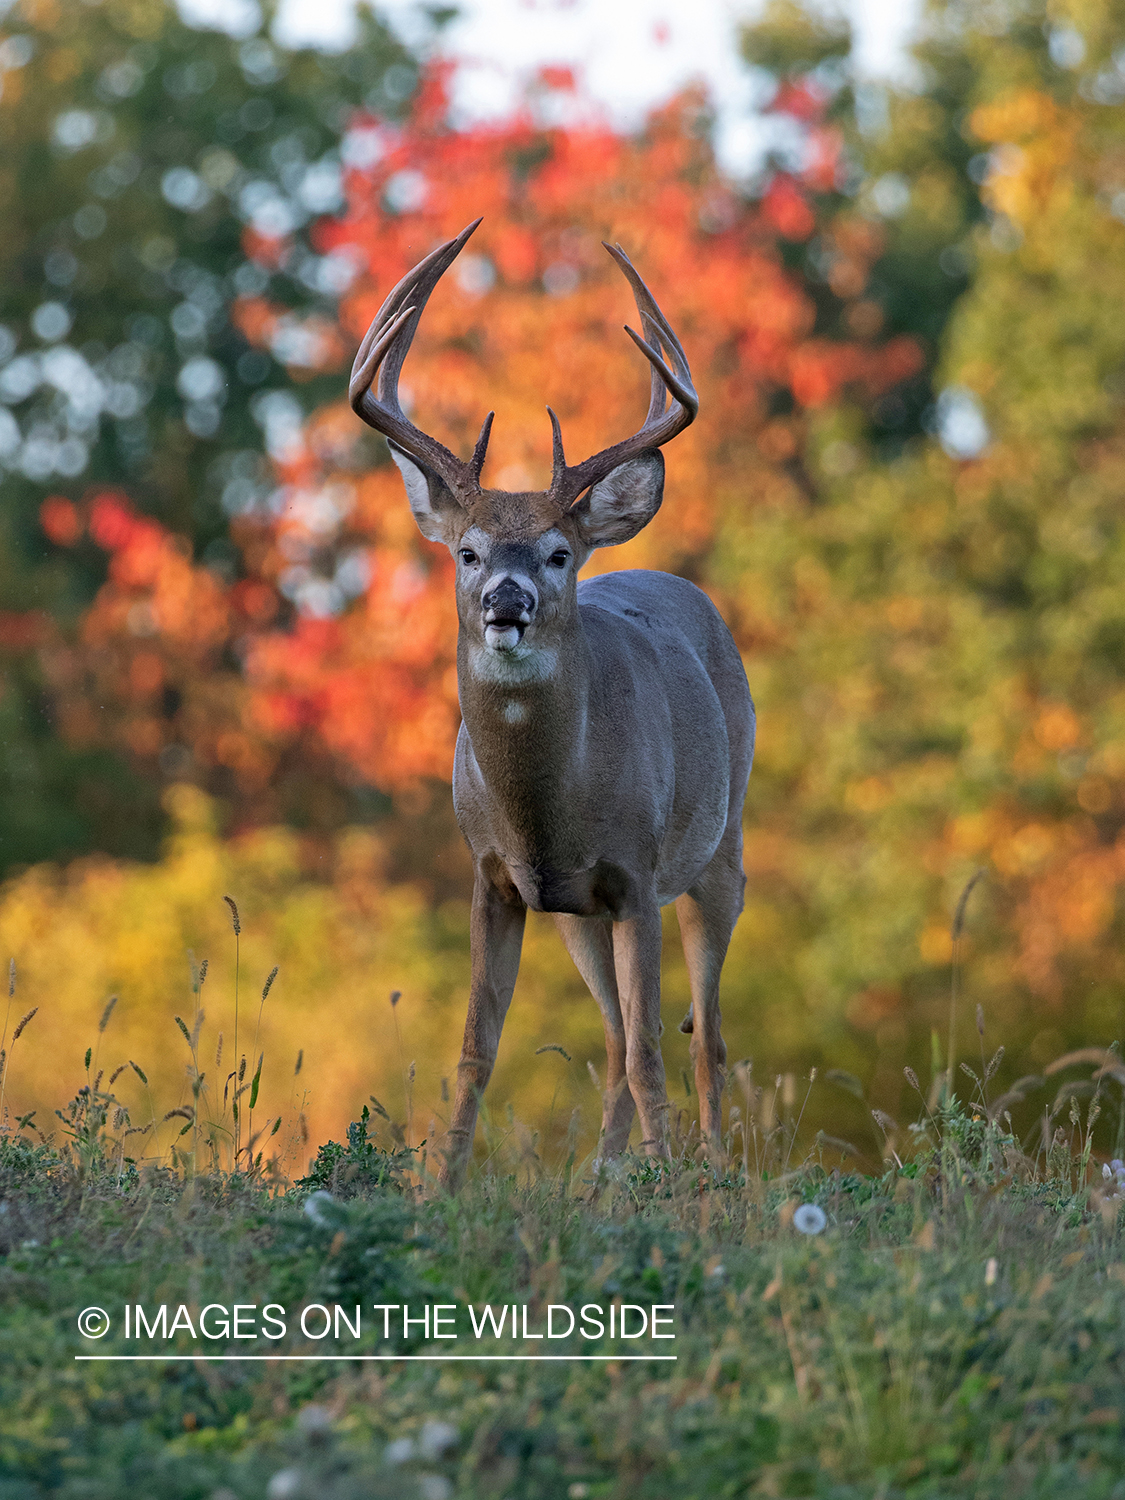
[504,859,634,917]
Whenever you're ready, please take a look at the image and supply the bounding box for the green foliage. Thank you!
[0,643,166,870]
[0,0,415,555]
[0,0,418,871]
[296,1103,416,1197]
[741,0,851,77]
[269,1188,440,1327]
[708,0,1125,1123]
[1,1113,1124,1497]
[0,1130,60,1193]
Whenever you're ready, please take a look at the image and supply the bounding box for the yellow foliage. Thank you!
[970,89,1063,145]
[0,788,704,1164]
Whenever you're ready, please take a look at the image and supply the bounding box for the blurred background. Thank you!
[2,0,1125,1168]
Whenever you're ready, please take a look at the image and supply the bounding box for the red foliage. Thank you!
[769,78,828,123]
[761,175,816,240]
[39,496,81,547]
[46,67,922,809]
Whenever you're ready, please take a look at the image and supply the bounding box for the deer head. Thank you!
[349,219,697,667]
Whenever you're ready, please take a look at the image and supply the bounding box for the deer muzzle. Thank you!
[481,575,537,650]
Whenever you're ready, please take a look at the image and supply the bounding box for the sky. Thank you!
[180,0,923,177]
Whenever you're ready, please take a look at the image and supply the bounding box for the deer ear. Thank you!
[389,443,463,544]
[573,450,664,548]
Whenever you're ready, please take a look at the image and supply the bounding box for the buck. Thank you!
[350,220,754,1189]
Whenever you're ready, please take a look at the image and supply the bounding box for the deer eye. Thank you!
[548,550,570,568]
[459,548,478,566]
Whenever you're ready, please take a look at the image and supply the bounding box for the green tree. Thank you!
[0,0,417,866]
[742,0,988,451]
[719,0,1125,1124]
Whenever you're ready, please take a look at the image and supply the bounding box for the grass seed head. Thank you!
[12,1007,37,1041]
[262,965,278,1001]
[223,895,241,935]
[952,868,985,941]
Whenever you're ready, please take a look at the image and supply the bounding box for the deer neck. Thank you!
[458,621,591,866]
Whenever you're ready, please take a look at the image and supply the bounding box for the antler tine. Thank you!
[550,245,698,509]
[606,242,697,428]
[469,410,495,482]
[349,219,488,498]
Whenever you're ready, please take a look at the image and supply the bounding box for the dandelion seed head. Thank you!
[793,1203,828,1236]
[419,1476,453,1500]
[303,1190,333,1226]
[419,1419,458,1459]
[296,1403,332,1436]
[266,1470,303,1500]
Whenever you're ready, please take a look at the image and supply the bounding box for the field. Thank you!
[3,0,1125,1491]
[2,1057,1125,1499]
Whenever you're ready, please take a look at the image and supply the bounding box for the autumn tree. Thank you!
[39,65,920,871]
[17,0,1125,1140]
[0,0,416,865]
[712,0,1125,1114]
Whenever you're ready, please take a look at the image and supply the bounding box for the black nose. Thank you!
[482,580,535,620]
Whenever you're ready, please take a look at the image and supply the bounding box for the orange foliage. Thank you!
[41,69,922,809]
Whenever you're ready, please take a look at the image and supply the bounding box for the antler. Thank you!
[349,219,494,503]
[547,243,698,510]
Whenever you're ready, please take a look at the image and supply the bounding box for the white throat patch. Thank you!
[466,643,559,685]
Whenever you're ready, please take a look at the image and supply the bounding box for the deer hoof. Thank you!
[678,1004,694,1034]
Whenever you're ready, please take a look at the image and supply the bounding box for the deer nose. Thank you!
[481,575,537,623]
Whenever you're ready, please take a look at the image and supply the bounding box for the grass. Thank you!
[2,1052,1125,1500]
[2,875,1124,1496]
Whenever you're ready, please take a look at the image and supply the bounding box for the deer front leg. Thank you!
[439,872,526,1192]
[554,913,636,1157]
[612,904,669,1157]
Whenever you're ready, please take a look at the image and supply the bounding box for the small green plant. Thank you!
[296,1102,415,1197]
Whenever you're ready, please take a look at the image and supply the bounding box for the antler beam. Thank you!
[350,222,696,510]
[349,219,493,503]
[548,243,698,510]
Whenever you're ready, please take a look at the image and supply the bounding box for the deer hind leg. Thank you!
[675,823,745,1145]
[554,914,635,1157]
[612,903,670,1158]
[439,874,526,1192]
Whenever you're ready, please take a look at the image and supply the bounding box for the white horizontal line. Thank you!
[75,1353,676,1362]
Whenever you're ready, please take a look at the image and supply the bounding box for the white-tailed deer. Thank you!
[350,220,754,1189]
